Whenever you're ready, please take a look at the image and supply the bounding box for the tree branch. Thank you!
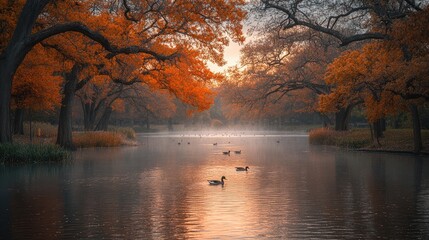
[262,0,388,46]
[122,0,139,22]
[28,22,179,61]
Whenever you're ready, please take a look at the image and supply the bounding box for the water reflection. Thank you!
[0,131,428,239]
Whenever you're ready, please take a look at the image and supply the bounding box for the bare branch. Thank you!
[122,0,139,22]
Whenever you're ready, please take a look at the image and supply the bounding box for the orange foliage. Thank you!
[321,7,429,123]
[12,45,62,111]
[2,0,246,118]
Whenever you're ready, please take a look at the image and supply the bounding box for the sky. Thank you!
[207,40,244,73]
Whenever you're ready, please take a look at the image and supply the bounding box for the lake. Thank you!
[1,131,428,239]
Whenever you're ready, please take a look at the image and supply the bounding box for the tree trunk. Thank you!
[13,108,24,135]
[0,0,49,143]
[371,119,383,146]
[95,106,112,131]
[82,102,97,131]
[409,104,422,154]
[29,109,33,143]
[0,65,14,143]
[56,64,81,150]
[380,118,386,132]
[319,113,332,128]
[335,105,353,131]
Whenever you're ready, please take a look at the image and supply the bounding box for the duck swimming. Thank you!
[235,166,249,171]
[208,176,227,185]
[234,150,241,154]
[223,150,231,155]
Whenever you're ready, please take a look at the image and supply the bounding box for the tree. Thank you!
[0,0,246,143]
[222,29,343,127]
[11,45,62,135]
[123,86,177,130]
[256,0,425,46]
[320,42,407,144]
[252,0,428,152]
[320,7,429,151]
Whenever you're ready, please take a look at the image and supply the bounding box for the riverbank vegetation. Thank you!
[309,128,429,153]
[0,143,69,164]
[73,129,136,148]
[14,122,137,148]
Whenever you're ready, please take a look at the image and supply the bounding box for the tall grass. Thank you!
[309,128,371,149]
[109,127,136,139]
[73,131,125,148]
[309,128,429,151]
[0,144,69,164]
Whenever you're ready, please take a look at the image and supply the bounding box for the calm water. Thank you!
[1,131,429,239]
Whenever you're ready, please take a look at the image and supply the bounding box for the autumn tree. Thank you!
[320,42,406,144]
[249,0,428,152]
[11,45,62,135]
[222,29,342,127]
[0,0,246,143]
[320,8,429,152]
[255,0,425,46]
[123,86,177,130]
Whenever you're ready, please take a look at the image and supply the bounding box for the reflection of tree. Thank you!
[333,152,424,237]
[4,166,65,239]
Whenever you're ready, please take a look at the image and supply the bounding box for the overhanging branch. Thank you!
[29,22,179,61]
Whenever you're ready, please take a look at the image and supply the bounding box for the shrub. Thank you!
[0,143,69,164]
[73,131,124,148]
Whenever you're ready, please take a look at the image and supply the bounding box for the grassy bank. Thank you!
[309,128,429,152]
[0,143,70,164]
[15,122,137,148]
[1,125,137,164]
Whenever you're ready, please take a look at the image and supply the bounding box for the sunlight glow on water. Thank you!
[1,131,428,239]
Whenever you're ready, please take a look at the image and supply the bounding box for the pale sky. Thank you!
[208,40,244,73]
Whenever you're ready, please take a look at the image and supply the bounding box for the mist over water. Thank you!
[1,131,428,239]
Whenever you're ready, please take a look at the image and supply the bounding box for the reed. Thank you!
[309,128,371,149]
[73,131,125,148]
[110,127,136,140]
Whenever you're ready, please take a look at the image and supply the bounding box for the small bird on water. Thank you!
[235,166,249,171]
[208,176,227,185]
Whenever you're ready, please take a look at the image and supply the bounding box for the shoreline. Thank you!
[354,148,429,156]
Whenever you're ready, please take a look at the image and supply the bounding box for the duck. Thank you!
[235,166,249,171]
[222,150,231,155]
[208,176,227,185]
[213,143,218,146]
[234,150,241,154]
